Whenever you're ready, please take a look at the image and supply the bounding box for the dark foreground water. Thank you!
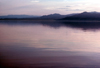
[1,20,100,68]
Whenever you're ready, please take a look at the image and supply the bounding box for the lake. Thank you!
[1,20,100,68]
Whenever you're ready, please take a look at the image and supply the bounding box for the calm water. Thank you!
[1,20,100,68]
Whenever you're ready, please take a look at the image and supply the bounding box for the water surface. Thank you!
[0,20,100,68]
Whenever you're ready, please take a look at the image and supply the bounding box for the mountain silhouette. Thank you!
[38,13,76,19]
[62,12,100,20]
[0,13,77,20]
[0,15,40,18]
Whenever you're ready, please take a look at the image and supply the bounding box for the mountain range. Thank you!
[62,12,100,20]
[38,13,77,19]
[1,12,100,20]
[0,15,40,18]
[0,13,77,20]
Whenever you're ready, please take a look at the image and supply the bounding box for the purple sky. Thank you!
[0,0,100,15]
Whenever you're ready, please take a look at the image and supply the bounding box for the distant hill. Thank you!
[62,12,100,20]
[36,13,77,20]
[39,13,68,19]
[0,15,40,18]
[0,13,77,20]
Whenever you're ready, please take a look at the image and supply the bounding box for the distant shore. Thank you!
[1,19,100,22]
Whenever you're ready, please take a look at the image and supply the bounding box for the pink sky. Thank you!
[0,0,100,15]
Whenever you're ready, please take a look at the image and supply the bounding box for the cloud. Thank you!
[69,9,83,11]
[31,0,39,2]
[39,0,63,2]
[65,8,83,11]
[66,6,71,7]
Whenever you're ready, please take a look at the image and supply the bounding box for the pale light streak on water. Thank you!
[0,23,100,52]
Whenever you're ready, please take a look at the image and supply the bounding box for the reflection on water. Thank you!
[1,20,100,68]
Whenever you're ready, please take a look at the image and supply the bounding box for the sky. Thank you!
[0,0,100,16]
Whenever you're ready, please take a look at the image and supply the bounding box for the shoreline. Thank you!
[1,19,100,22]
